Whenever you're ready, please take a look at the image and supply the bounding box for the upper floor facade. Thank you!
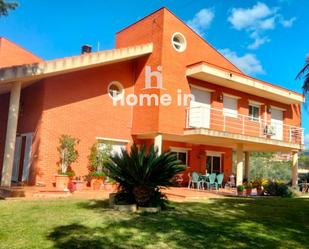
[0,8,304,153]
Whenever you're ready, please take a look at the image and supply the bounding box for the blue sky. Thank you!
[1,0,308,143]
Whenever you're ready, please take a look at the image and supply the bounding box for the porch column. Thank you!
[244,152,250,180]
[291,150,299,188]
[236,143,244,186]
[154,134,163,155]
[1,82,21,187]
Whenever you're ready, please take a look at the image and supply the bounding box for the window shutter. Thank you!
[223,96,238,117]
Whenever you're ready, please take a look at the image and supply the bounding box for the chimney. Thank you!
[81,45,92,54]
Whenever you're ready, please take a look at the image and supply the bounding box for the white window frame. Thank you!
[107,81,124,101]
[206,155,222,174]
[206,151,223,174]
[170,147,189,166]
[249,103,260,122]
[171,32,187,52]
[96,137,128,156]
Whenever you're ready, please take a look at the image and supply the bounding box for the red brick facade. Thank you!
[0,8,302,187]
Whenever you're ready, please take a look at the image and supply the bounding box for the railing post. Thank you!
[289,127,292,143]
[242,116,245,135]
[302,129,304,144]
[259,120,262,137]
[186,108,189,128]
[223,115,226,132]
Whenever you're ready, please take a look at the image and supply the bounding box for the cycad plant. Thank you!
[104,144,186,207]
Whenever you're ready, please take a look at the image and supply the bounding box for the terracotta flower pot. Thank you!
[104,182,118,192]
[91,179,103,190]
[246,188,252,196]
[74,181,86,191]
[55,174,70,191]
[237,190,244,196]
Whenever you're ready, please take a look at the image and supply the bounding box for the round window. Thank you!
[171,32,187,52]
[108,81,124,100]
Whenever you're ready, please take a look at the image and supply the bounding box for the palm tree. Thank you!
[296,55,309,95]
[104,144,186,207]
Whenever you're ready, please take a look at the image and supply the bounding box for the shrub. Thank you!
[263,180,293,197]
[104,144,186,207]
[88,172,105,179]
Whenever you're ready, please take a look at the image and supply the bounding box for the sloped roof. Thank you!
[0,37,43,68]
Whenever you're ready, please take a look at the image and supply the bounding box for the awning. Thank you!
[186,62,304,104]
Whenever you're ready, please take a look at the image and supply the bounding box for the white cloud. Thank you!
[228,2,296,49]
[228,2,276,30]
[248,32,270,49]
[280,17,296,27]
[187,8,214,36]
[304,133,309,145]
[219,48,265,75]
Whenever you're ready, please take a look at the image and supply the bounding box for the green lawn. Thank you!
[0,197,309,249]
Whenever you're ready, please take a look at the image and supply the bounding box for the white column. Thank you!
[154,134,163,155]
[245,152,250,180]
[291,151,299,188]
[1,82,21,187]
[236,143,244,186]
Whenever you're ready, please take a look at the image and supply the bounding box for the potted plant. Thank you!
[237,185,244,196]
[87,142,112,190]
[55,135,79,191]
[252,178,266,196]
[244,182,253,196]
[104,178,118,192]
[104,144,186,212]
[73,176,87,191]
[89,172,105,190]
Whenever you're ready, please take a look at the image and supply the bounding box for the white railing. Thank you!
[186,106,304,144]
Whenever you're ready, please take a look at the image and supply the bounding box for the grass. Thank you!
[0,197,309,249]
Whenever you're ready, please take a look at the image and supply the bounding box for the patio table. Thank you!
[199,174,210,190]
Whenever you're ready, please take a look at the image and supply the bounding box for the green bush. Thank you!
[88,171,105,179]
[263,180,293,197]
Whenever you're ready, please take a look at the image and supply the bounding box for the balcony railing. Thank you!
[186,106,304,144]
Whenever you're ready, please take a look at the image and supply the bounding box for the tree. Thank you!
[0,0,18,17]
[104,144,186,207]
[233,152,291,181]
[57,135,80,175]
[88,142,112,177]
[296,55,309,96]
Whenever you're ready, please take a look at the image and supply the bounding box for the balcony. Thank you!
[186,106,304,146]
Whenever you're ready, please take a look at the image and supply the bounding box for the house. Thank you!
[0,8,304,188]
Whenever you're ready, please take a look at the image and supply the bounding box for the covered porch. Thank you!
[137,131,302,188]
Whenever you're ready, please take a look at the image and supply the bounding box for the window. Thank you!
[171,150,188,166]
[249,104,260,121]
[108,81,124,100]
[97,138,128,157]
[206,155,222,174]
[223,95,238,118]
[171,32,187,52]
